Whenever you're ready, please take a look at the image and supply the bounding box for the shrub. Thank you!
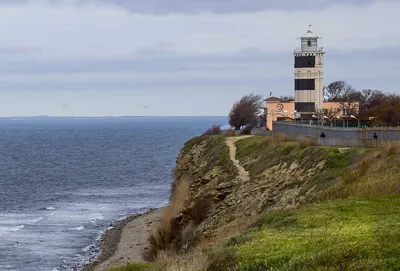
[202,125,221,136]
[239,125,253,135]
[223,130,235,136]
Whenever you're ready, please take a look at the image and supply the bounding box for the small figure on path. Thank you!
[373,133,378,140]
[320,132,326,138]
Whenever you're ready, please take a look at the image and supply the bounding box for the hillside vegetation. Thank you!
[111,135,400,271]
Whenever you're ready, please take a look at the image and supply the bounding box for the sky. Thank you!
[0,0,399,117]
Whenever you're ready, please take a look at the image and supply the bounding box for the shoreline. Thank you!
[81,207,164,271]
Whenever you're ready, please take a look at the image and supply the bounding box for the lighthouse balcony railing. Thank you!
[294,47,324,53]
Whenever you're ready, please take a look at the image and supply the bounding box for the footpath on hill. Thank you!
[225,136,253,182]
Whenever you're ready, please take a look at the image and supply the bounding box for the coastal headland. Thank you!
[86,133,400,271]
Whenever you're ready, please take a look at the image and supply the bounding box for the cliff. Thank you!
[113,135,400,271]
[172,135,362,241]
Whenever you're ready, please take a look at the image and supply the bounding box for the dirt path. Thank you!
[226,136,253,182]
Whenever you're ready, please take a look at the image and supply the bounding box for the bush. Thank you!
[202,125,221,136]
[223,130,235,136]
[239,125,253,135]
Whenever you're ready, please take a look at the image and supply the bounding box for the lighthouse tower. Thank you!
[293,25,325,113]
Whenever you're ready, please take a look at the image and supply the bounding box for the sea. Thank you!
[0,116,227,271]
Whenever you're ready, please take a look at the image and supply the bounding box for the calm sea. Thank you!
[0,116,227,271]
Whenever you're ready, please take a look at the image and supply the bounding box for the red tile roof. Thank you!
[264,96,283,102]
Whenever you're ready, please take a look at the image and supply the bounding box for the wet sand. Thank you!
[83,208,164,271]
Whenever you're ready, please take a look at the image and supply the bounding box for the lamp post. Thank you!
[312,114,318,126]
[336,115,345,128]
[323,116,329,126]
[350,115,360,128]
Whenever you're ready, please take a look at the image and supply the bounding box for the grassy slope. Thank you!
[235,196,400,271]
[228,136,400,271]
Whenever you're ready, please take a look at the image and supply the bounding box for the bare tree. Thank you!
[229,94,263,130]
[323,81,360,116]
[324,81,347,101]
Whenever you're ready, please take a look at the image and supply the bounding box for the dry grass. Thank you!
[321,150,400,199]
[257,134,287,146]
[163,251,209,271]
[163,180,190,225]
[335,171,400,198]
[299,136,317,148]
[143,180,190,261]
[187,198,211,226]
[143,179,211,262]
[383,141,400,157]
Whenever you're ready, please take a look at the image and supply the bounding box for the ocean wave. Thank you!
[0,216,44,225]
[0,225,25,233]
[69,226,85,231]
[45,207,56,210]
[29,217,44,223]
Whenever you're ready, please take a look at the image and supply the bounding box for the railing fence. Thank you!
[272,122,400,147]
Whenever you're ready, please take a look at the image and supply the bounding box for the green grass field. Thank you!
[234,196,400,271]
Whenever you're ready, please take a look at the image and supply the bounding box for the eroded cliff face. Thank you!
[172,136,351,243]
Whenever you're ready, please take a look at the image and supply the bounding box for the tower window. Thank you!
[294,56,315,68]
[307,39,312,47]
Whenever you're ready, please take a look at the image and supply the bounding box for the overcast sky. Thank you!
[0,0,399,117]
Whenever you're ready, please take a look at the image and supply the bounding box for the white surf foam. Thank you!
[0,224,24,233]
[69,226,84,231]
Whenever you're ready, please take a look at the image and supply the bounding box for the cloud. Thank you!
[0,46,41,55]
[78,0,385,14]
[0,0,399,116]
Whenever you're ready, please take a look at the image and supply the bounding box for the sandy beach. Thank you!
[83,208,164,271]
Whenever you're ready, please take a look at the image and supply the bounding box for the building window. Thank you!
[307,39,312,47]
